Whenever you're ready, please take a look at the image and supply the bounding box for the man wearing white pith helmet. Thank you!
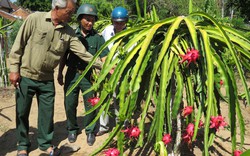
[96,6,129,136]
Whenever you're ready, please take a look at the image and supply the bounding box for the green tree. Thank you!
[8,19,23,48]
[16,0,51,11]
[0,18,14,87]
[225,0,250,21]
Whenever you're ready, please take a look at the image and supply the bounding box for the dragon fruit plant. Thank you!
[67,0,250,155]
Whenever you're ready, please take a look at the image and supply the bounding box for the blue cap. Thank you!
[111,7,128,22]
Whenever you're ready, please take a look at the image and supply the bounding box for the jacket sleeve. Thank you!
[9,14,34,73]
[69,35,103,70]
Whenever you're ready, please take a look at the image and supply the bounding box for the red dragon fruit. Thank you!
[234,150,243,156]
[162,134,172,145]
[103,148,120,156]
[210,115,227,131]
[87,97,100,106]
[179,48,200,66]
[182,123,194,145]
[182,106,193,117]
[121,126,141,139]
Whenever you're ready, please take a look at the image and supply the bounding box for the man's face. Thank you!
[80,14,96,32]
[113,20,126,33]
[56,0,76,23]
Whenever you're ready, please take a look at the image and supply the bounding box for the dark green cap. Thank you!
[76,4,98,20]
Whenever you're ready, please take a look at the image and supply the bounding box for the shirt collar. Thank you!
[75,26,95,37]
[45,11,66,28]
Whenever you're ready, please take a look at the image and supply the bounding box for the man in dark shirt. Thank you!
[57,3,108,146]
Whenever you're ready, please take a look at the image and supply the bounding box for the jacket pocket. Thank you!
[88,45,97,55]
[31,29,47,44]
[54,38,68,54]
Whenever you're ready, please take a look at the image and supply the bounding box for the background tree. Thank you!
[0,18,14,87]
[8,19,23,48]
[225,0,250,22]
[15,0,51,11]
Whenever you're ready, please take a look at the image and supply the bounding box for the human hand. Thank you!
[109,67,115,74]
[9,72,20,88]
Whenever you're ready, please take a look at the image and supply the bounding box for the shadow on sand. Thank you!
[0,116,87,156]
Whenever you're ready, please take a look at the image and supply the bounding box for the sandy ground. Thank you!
[1,68,250,156]
[0,67,111,156]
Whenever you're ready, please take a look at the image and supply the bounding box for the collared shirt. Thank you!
[66,27,109,70]
[102,25,132,60]
[101,25,115,50]
[9,11,103,81]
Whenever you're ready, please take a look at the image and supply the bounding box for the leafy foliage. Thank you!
[67,1,250,155]
[10,0,250,155]
[15,0,51,11]
[0,18,14,87]
[8,19,23,49]
[226,0,250,21]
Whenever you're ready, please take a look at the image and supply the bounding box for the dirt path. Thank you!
[1,69,250,156]
[0,68,110,156]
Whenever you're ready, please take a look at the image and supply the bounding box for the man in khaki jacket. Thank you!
[9,0,102,155]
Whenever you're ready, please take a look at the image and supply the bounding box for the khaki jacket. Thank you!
[9,11,102,81]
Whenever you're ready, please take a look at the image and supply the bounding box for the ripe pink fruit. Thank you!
[182,131,192,144]
[220,80,224,86]
[182,123,194,145]
[210,115,227,131]
[182,106,193,117]
[162,134,172,145]
[121,126,141,138]
[179,48,200,66]
[103,148,120,156]
[198,120,204,128]
[234,150,242,156]
[87,97,100,106]
[130,126,141,138]
[186,123,194,136]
